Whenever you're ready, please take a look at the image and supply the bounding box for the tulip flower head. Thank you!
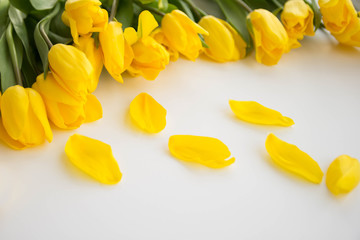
[281,0,315,48]
[62,0,108,44]
[0,85,53,149]
[156,10,208,61]
[248,9,289,66]
[319,0,360,47]
[199,15,247,62]
[124,11,170,80]
[99,21,134,83]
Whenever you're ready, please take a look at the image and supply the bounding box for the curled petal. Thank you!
[326,155,360,195]
[229,100,294,126]
[168,135,235,168]
[129,93,166,133]
[65,134,122,184]
[265,133,323,183]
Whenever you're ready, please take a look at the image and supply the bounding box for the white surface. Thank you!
[0,31,360,240]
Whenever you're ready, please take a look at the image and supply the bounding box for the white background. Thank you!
[0,29,360,239]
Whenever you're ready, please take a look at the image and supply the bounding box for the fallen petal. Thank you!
[229,100,294,126]
[129,93,166,133]
[65,134,122,184]
[168,135,235,168]
[326,155,360,195]
[265,133,323,183]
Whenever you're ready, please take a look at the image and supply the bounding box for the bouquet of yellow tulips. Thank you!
[0,0,359,195]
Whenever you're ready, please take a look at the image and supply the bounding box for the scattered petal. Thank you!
[265,133,323,183]
[65,134,122,184]
[129,93,166,133]
[326,155,360,195]
[168,135,235,168]
[229,100,294,126]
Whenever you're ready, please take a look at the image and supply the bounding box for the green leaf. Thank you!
[354,0,360,11]
[30,0,57,10]
[8,5,38,74]
[49,3,72,39]
[169,0,194,20]
[5,23,23,86]
[8,0,34,14]
[34,3,60,76]
[116,0,134,28]
[214,0,252,53]
[21,50,37,87]
[243,0,277,11]
[0,0,9,36]
[139,0,155,3]
[0,31,16,92]
[158,0,168,10]
[306,0,321,31]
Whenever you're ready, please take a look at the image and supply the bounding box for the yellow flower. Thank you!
[151,28,180,61]
[265,133,323,183]
[326,155,360,195]
[281,0,315,47]
[159,10,208,61]
[99,21,134,83]
[198,15,246,62]
[169,135,235,168]
[33,73,102,129]
[248,9,289,66]
[0,85,52,149]
[129,92,167,133]
[75,36,103,92]
[229,100,294,126]
[62,0,108,44]
[124,11,170,80]
[319,0,360,47]
[65,134,122,184]
[48,44,94,101]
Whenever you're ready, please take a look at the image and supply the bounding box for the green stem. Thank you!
[5,24,23,86]
[39,23,53,48]
[109,0,119,21]
[272,0,283,9]
[234,0,252,13]
[134,0,166,16]
[183,0,207,19]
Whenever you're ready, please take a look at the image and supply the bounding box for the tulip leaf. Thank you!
[8,5,38,74]
[8,0,34,14]
[354,0,360,11]
[0,31,16,92]
[30,0,57,10]
[49,5,72,39]
[34,3,60,77]
[139,0,156,3]
[214,0,252,53]
[169,0,194,20]
[5,23,23,86]
[243,0,277,11]
[0,0,9,36]
[306,0,321,30]
[158,0,168,10]
[21,52,37,87]
[116,0,134,28]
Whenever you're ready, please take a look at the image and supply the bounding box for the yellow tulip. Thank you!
[65,134,122,184]
[168,135,235,168]
[0,85,52,149]
[281,0,315,47]
[151,28,180,61]
[33,73,102,129]
[265,133,323,184]
[99,21,134,83]
[62,0,108,44]
[75,36,103,92]
[198,15,246,62]
[159,10,208,61]
[319,0,360,47]
[124,11,170,80]
[326,155,360,195]
[248,9,289,66]
[48,44,94,101]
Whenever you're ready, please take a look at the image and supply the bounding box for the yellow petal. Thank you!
[0,120,27,150]
[265,133,323,183]
[168,135,235,168]
[65,134,122,184]
[326,155,360,195]
[129,93,166,133]
[124,27,138,45]
[137,10,158,39]
[229,100,294,126]
[84,94,103,123]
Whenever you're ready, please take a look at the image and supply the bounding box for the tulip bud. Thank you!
[0,85,52,149]
[62,0,108,44]
[199,15,246,62]
[247,9,289,66]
